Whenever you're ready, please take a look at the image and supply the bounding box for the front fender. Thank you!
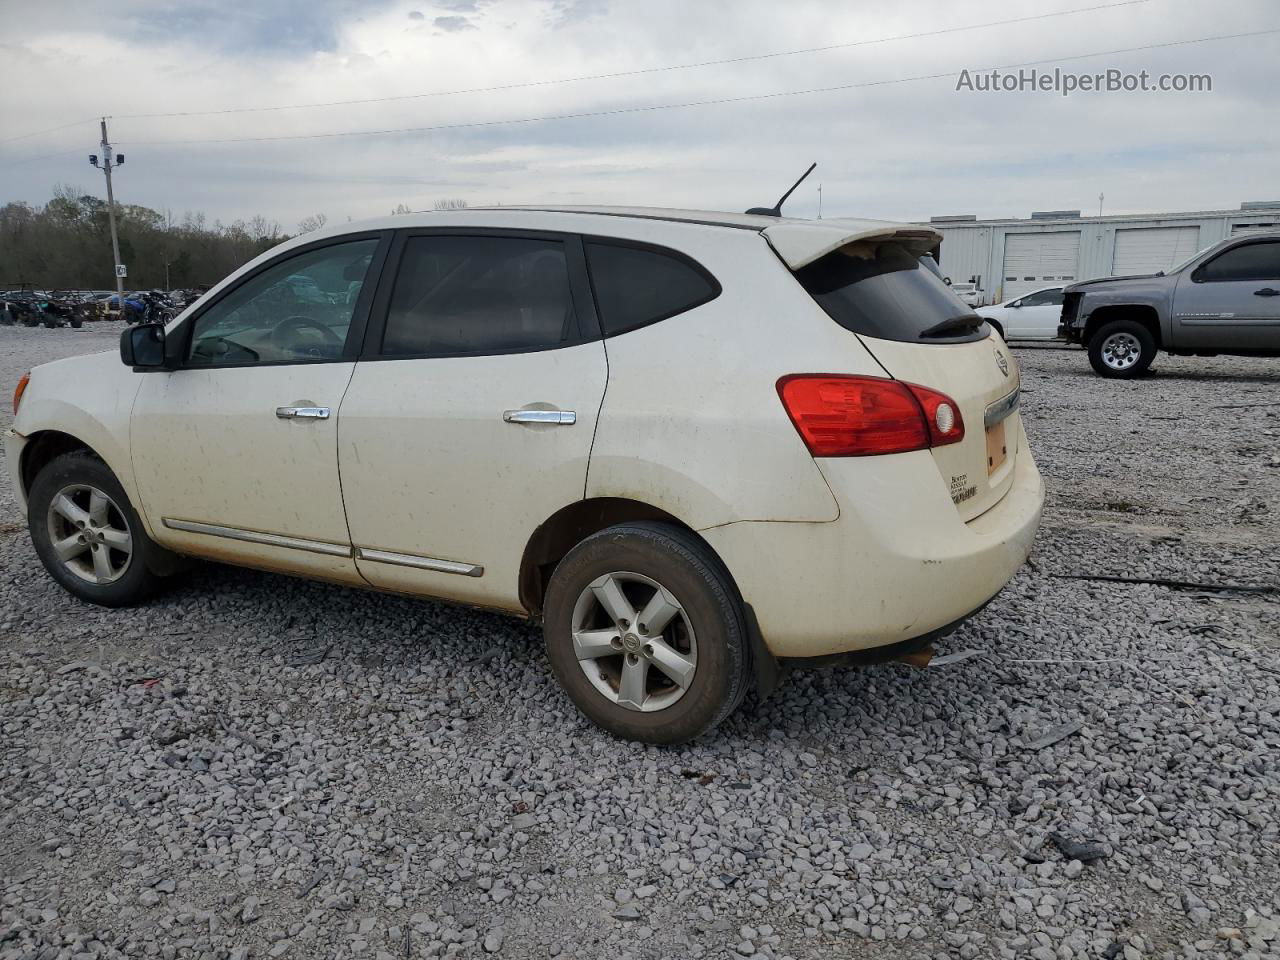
[12,352,148,534]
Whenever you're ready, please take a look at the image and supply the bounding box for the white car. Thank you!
[947,281,984,307]
[977,285,1066,341]
[6,206,1044,743]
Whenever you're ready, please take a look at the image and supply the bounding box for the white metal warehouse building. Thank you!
[924,202,1280,305]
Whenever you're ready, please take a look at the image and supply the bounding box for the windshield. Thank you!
[793,240,987,344]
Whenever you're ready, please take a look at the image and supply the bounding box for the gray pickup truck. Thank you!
[1059,233,1280,378]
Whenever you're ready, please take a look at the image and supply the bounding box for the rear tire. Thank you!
[27,452,169,607]
[543,521,750,744]
[1088,319,1156,378]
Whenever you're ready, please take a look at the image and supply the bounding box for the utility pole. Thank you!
[817,183,823,220]
[90,118,126,311]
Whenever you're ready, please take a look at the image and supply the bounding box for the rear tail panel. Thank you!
[853,333,1022,521]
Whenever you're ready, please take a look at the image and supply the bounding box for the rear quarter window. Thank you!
[585,241,720,336]
[794,240,986,344]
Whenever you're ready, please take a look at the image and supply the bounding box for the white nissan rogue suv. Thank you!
[6,206,1044,743]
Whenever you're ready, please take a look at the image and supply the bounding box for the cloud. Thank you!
[433,14,476,32]
[1,0,1277,229]
[548,0,607,28]
[408,10,424,20]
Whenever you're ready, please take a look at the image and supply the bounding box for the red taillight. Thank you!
[13,371,29,415]
[905,382,965,448]
[777,375,964,457]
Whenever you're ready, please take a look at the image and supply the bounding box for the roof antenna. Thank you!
[746,162,817,217]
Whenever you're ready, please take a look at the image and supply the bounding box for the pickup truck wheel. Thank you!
[543,521,750,745]
[27,452,167,607]
[1088,319,1155,379]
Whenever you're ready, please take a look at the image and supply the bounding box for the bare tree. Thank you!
[297,213,328,233]
[432,198,468,211]
[391,203,413,215]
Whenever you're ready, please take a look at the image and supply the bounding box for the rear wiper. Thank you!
[919,314,984,338]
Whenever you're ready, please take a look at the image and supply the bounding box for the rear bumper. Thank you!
[3,429,28,514]
[703,430,1044,659]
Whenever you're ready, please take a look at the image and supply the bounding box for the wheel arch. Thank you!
[519,497,697,617]
[1083,304,1162,348]
[19,430,105,498]
[521,497,779,697]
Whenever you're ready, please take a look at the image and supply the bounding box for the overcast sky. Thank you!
[1,0,1276,231]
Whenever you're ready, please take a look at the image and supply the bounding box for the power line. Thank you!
[0,147,99,168]
[123,28,1280,148]
[113,1,1151,120]
[0,117,98,146]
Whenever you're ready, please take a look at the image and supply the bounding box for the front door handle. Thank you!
[276,405,331,420]
[503,409,576,425]
[1254,288,1280,297]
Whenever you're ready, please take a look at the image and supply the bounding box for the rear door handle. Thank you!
[1254,288,1280,297]
[276,405,331,420]
[503,409,576,425]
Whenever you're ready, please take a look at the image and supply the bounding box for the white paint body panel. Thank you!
[705,419,1043,657]
[8,351,145,524]
[337,342,607,610]
[585,226,845,529]
[130,364,363,584]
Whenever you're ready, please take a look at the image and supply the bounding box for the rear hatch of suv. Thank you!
[765,220,1021,521]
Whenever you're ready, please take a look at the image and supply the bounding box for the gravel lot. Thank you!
[2,321,1278,960]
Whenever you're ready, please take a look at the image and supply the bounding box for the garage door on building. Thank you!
[1112,226,1201,275]
[1231,222,1279,237]
[1001,232,1080,301]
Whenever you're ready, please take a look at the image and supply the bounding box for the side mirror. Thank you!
[120,323,167,370]
[1009,300,1022,308]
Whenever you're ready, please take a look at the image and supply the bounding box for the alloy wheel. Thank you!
[45,483,134,584]
[570,571,698,712]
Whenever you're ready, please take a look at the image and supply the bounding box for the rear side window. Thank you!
[585,241,719,335]
[382,236,582,357]
[794,240,984,344]
[1196,241,1280,282]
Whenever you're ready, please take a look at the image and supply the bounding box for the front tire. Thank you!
[1088,319,1156,378]
[27,452,166,606]
[543,522,750,744]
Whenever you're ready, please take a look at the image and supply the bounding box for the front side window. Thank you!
[187,238,378,366]
[381,236,580,356]
[585,241,719,336]
[1196,241,1280,282]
